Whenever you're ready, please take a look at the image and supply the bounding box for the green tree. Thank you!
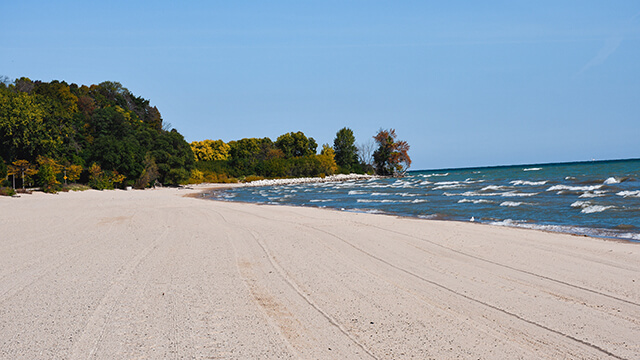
[36,156,62,193]
[0,91,60,161]
[372,129,411,176]
[333,127,359,172]
[0,160,7,184]
[275,131,317,158]
[135,154,159,188]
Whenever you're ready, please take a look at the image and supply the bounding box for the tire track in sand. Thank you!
[307,224,627,360]
[68,227,168,360]
[212,208,379,360]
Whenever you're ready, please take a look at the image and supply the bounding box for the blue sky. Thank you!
[1,1,639,170]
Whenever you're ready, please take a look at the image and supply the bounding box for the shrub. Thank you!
[0,187,16,196]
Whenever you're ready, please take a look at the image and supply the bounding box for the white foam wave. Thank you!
[433,184,465,190]
[547,184,603,192]
[453,191,537,198]
[500,201,523,207]
[579,191,607,198]
[309,199,332,203]
[510,180,548,186]
[503,192,538,197]
[523,167,542,171]
[434,181,461,185]
[458,199,493,204]
[356,199,417,204]
[423,173,449,178]
[582,205,614,214]
[481,185,510,191]
[617,190,640,198]
[398,193,420,197]
[571,200,614,214]
[603,177,620,184]
[348,190,367,195]
[371,192,390,196]
[571,200,590,208]
[489,220,640,241]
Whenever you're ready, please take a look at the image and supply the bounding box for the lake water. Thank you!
[206,159,640,242]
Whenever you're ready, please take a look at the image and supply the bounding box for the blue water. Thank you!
[207,159,640,242]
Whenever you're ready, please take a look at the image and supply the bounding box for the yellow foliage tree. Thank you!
[8,159,38,190]
[318,144,338,175]
[190,139,230,162]
[36,156,62,192]
[65,164,83,183]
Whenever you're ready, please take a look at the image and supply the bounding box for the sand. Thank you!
[0,186,638,359]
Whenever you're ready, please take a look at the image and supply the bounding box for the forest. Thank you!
[0,78,410,194]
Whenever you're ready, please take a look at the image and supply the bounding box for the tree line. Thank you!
[0,77,411,194]
[189,127,411,183]
[0,78,194,193]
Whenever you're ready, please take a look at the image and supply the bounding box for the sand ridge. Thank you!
[0,187,638,359]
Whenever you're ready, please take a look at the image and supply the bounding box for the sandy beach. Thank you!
[0,187,638,359]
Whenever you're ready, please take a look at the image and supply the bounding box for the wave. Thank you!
[371,192,390,196]
[523,167,542,171]
[348,190,367,195]
[450,191,538,198]
[547,184,603,192]
[355,198,427,204]
[510,180,548,186]
[433,184,466,190]
[571,201,614,214]
[309,199,332,203]
[500,201,523,207]
[480,185,510,192]
[503,191,537,197]
[434,181,462,185]
[604,177,620,184]
[579,191,607,198]
[489,219,640,241]
[617,190,640,198]
[458,199,494,204]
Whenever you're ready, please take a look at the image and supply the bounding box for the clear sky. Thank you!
[1,1,639,170]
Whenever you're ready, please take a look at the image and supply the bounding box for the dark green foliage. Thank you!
[333,127,359,172]
[0,160,6,181]
[0,186,15,196]
[275,132,317,158]
[0,78,194,188]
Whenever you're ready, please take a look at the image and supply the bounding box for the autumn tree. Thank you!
[36,156,62,193]
[9,159,38,190]
[190,139,230,162]
[318,144,338,175]
[372,129,411,176]
[63,163,83,184]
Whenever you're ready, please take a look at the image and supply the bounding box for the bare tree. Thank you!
[0,75,12,86]
[357,139,375,166]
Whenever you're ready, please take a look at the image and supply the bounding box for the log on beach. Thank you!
[0,188,638,359]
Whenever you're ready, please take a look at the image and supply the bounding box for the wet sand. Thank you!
[0,187,638,359]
